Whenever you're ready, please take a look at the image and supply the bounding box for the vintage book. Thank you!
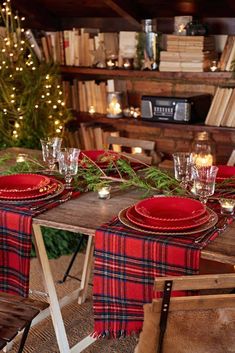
[93,126,104,149]
[25,29,43,61]
[41,36,50,62]
[118,31,137,67]
[80,122,95,150]
[205,87,221,125]
[221,89,235,126]
[225,39,235,71]
[213,88,233,126]
[218,35,235,70]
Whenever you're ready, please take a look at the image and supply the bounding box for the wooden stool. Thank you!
[0,292,49,352]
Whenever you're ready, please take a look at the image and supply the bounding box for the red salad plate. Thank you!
[0,178,59,200]
[80,150,118,168]
[135,196,206,222]
[0,174,50,193]
[216,165,235,183]
[126,205,211,231]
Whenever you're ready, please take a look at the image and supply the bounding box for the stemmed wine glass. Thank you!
[192,165,218,204]
[40,137,62,173]
[58,148,80,189]
[172,152,193,189]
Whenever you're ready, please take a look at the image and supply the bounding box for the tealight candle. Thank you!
[98,186,111,200]
[16,153,28,163]
[88,105,96,115]
[106,58,117,69]
[219,198,235,215]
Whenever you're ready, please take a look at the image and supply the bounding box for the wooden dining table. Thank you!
[31,187,235,353]
[0,148,234,353]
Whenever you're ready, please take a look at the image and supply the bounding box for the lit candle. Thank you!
[219,199,235,215]
[88,105,96,115]
[210,61,218,72]
[132,147,143,154]
[106,59,116,69]
[107,98,122,117]
[98,186,111,200]
[194,154,213,167]
[16,153,28,163]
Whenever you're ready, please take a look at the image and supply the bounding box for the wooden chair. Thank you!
[135,273,235,353]
[227,149,235,166]
[107,136,159,165]
[0,292,49,352]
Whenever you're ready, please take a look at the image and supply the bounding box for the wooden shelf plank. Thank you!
[69,112,235,132]
[61,66,235,84]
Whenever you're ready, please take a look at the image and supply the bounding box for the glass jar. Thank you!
[191,131,216,167]
[106,92,123,118]
[141,19,160,70]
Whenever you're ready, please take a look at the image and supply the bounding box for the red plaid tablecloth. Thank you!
[0,186,80,297]
[93,206,229,338]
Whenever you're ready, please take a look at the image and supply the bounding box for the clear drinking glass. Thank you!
[192,165,218,204]
[172,152,192,189]
[58,148,80,189]
[40,137,62,173]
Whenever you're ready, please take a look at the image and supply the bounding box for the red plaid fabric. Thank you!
[0,185,80,297]
[93,198,233,338]
[0,209,32,297]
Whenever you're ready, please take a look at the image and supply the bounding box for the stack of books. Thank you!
[205,87,235,127]
[159,35,216,72]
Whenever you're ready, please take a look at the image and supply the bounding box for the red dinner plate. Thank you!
[135,196,206,222]
[126,205,210,231]
[119,207,218,236]
[0,174,50,193]
[0,179,59,200]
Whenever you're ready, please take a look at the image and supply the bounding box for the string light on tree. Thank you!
[0,0,71,148]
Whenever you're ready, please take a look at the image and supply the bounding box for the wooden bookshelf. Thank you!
[61,66,235,85]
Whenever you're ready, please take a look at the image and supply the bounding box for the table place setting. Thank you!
[93,153,235,339]
[0,140,82,297]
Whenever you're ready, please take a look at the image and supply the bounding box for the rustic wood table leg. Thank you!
[77,235,94,304]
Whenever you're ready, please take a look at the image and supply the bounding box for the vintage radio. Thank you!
[141,93,211,123]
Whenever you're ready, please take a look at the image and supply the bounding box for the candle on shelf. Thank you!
[107,92,123,118]
[219,199,235,215]
[16,153,28,163]
[98,186,111,200]
[210,60,218,72]
[122,58,134,70]
[106,56,117,69]
[88,105,96,115]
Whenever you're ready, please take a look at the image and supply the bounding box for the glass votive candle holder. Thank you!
[98,185,111,200]
[16,153,28,163]
[219,198,235,215]
[122,57,134,70]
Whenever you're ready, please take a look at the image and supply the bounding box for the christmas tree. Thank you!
[0,0,71,149]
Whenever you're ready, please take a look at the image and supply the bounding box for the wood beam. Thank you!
[102,0,142,29]
[11,0,60,30]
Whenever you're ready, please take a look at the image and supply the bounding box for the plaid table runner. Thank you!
[93,201,233,338]
[0,183,80,297]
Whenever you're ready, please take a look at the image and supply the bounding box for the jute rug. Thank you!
[7,253,137,353]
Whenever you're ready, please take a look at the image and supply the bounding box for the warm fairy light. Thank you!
[54,120,60,125]
[53,105,57,109]
[19,116,23,119]
[14,122,20,128]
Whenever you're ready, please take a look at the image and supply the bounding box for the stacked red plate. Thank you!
[120,196,216,233]
[0,174,64,201]
[216,165,235,184]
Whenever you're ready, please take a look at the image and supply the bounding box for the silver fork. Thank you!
[30,191,73,211]
[194,217,228,244]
